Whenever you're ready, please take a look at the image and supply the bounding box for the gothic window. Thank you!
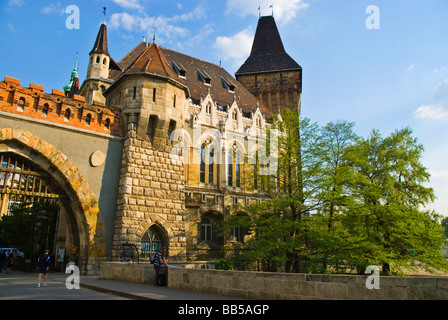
[227,151,233,187]
[206,103,212,115]
[200,217,212,242]
[17,97,25,112]
[232,109,238,121]
[141,225,166,260]
[64,109,71,122]
[235,151,241,188]
[208,148,214,185]
[200,146,206,183]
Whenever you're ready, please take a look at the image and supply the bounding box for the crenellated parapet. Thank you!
[0,76,124,137]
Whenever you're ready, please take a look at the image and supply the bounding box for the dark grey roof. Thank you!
[236,16,301,76]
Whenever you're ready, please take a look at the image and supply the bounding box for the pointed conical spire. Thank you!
[90,22,109,56]
[235,16,300,76]
[64,52,80,96]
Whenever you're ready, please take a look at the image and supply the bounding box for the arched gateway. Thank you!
[0,128,106,274]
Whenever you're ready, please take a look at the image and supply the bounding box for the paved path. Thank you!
[0,271,238,300]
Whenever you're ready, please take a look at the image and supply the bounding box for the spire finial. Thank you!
[103,7,107,24]
[153,29,157,43]
[270,4,274,16]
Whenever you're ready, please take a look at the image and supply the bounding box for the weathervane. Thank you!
[103,7,107,23]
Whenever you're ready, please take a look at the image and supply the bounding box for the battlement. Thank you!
[0,76,124,137]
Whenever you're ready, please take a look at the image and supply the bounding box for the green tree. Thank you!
[345,128,448,275]
[0,201,59,266]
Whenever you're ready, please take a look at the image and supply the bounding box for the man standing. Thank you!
[37,249,50,288]
[153,246,169,286]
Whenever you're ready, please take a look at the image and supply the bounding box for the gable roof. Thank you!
[110,42,270,118]
[235,16,301,76]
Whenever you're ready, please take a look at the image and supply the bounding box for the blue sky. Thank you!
[1,0,447,217]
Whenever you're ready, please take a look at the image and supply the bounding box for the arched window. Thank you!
[200,217,212,242]
[96,56,100,63]
[227,150,233,187]
[235,151,241,188]
[42,103,49,117]
[141,225,166,260]
[232,109,238,121]
[200,146,206,183]
[17,97,25,112]
[206,103,212,115]
[209,148,215,185]
[64,109,71,122]
[104,118,110,131]
[85,113,92,127]
[100,85,106,94]
[103,58,107,65]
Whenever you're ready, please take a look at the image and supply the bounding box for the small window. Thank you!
[173,95,176,108]
[17,97,25,112]
[96,56,100,63]
[42,104,49,117]
[100,85,106,94]
[232,109,238,121]
[85,113,92,127]
[64,109,71,122]
[200,217,212,242]
[103,58,107,65]
[153,88,156,103]
[206,103,212,115]
[133,87,137,100]
[104,118,111,131]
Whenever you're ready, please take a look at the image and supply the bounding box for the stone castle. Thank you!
[0,14,301,273]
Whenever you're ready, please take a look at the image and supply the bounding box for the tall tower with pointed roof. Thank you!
[236,15,302,115]
[79,20,121,105]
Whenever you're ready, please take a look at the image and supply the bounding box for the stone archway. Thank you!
[0,128,106,274]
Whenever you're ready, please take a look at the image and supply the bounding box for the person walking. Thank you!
[37,249,51,288]
[5,251,14,274]
[153,246,169,286]
[0,250,6,273]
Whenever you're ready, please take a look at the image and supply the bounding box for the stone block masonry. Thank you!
[100,262,448,300]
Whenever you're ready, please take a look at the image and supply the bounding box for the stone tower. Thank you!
[104,41,190,261]
[235,15,302,114]
[79,22,121,105]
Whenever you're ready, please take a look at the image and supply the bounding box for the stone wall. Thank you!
[99,262,448,300]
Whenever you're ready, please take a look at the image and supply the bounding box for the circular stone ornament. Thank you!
[90,151,106,167]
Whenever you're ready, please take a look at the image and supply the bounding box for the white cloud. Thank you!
[414,105,448,121]
[40,2,65,15]
[407,64,415,72]
[225,0,309,25]
[113,0,143,10]
[414,78,448,122]
[8,0,24,7]
[109,7,206,44]
[213,27,254,71]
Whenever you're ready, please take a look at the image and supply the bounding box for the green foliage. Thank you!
[223,109,448,275]
[0,201,59,266]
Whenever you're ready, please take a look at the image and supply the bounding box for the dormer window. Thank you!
[198,69,212,86]
[222,77,235,93]
[172,61,187,79]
